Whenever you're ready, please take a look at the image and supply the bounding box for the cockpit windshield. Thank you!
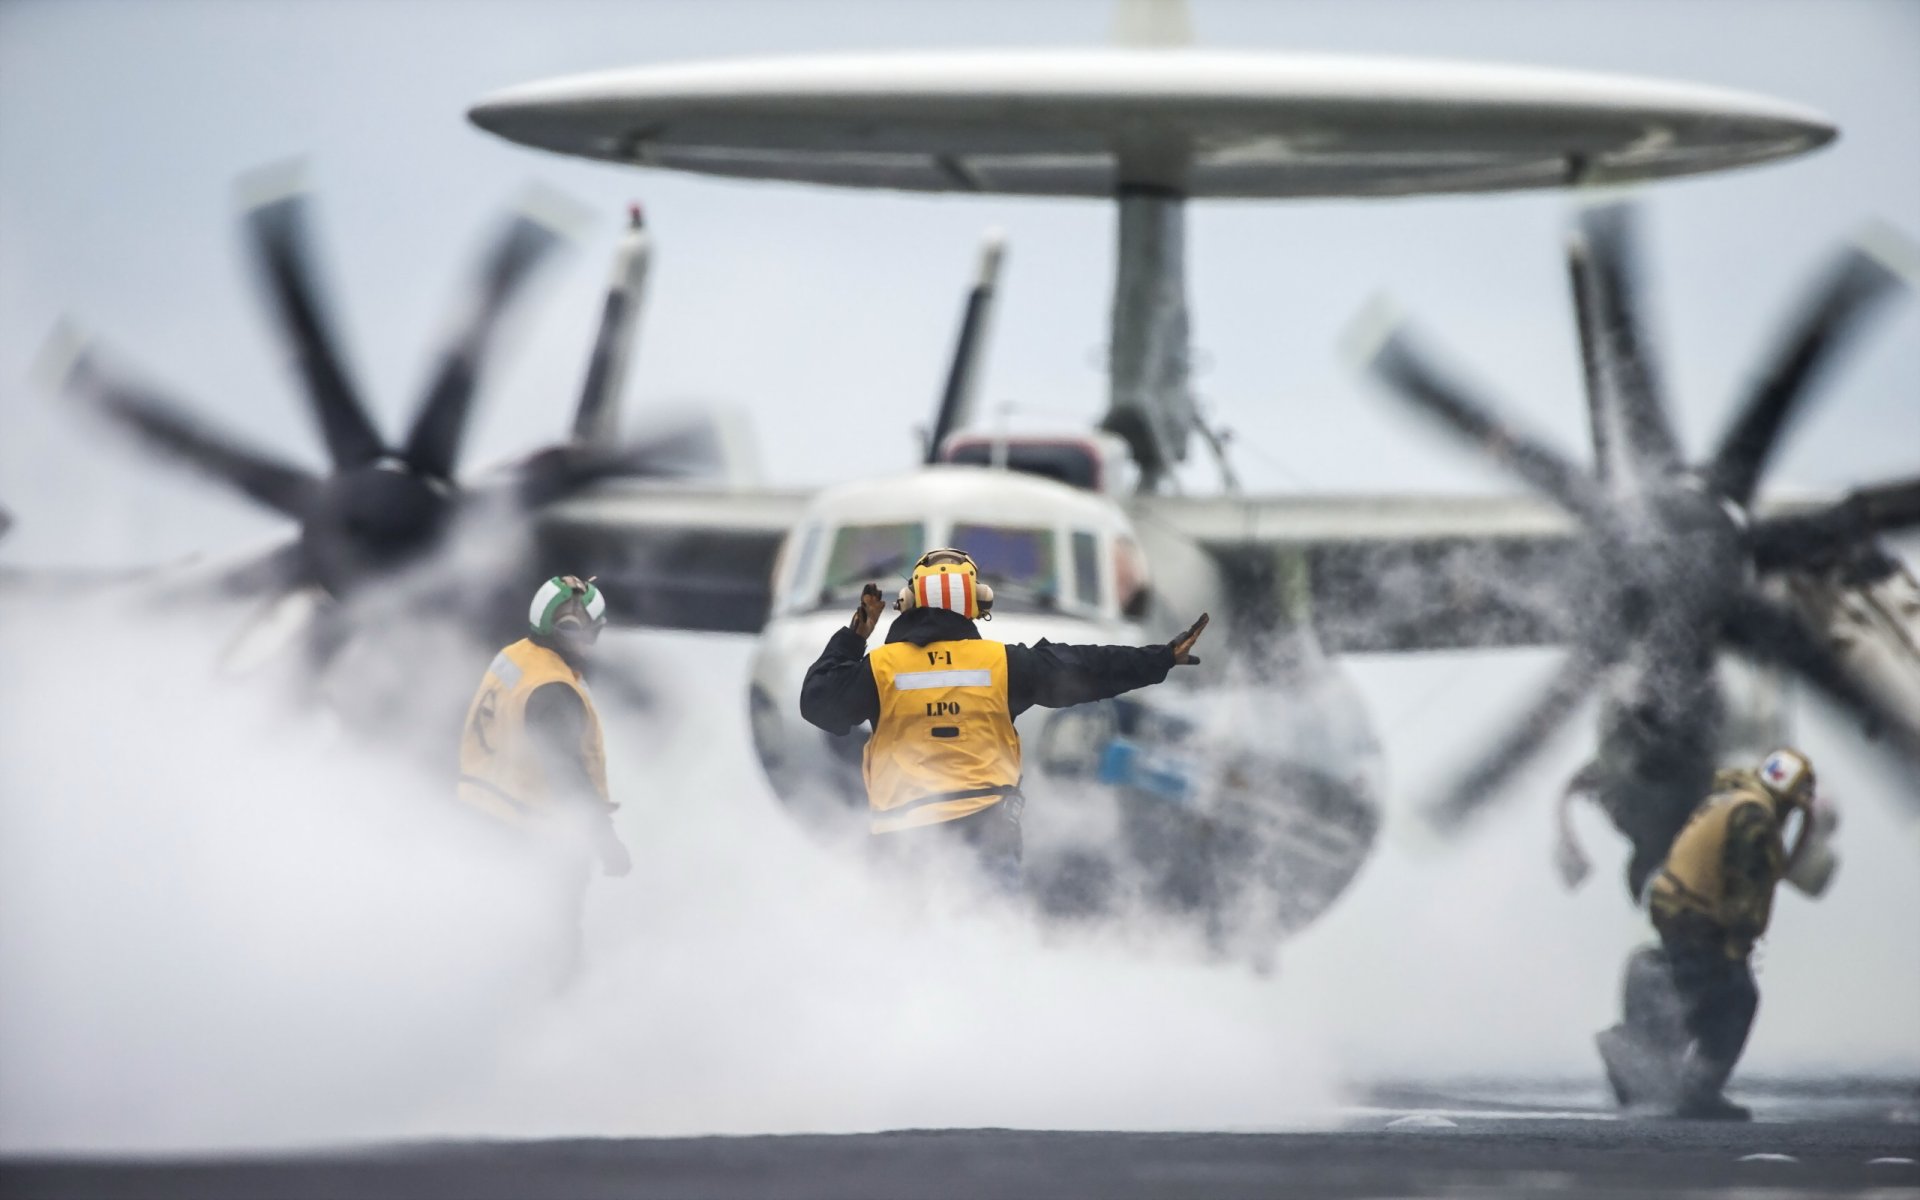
[817,522,924,605]
[953,523,1058,611]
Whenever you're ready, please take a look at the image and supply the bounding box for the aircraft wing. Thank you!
[1131,492,1585,654]
[535,481,806,634]
[1135,491,1882,656]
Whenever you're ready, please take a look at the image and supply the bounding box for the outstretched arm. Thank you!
[799,586,885,734]
[1006,612,1207,715]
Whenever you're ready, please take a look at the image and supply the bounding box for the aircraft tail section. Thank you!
[572,204,652,446]
[925,229,1006,463]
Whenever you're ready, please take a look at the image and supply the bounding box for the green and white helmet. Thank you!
[530,574,608,637]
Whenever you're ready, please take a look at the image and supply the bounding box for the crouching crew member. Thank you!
[459,576,632,978]
[799,547,1207,889]
[1597,748,1821,1120]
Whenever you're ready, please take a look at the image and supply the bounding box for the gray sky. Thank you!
[1,0,1916,567]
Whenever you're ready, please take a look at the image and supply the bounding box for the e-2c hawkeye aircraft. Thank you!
[460,1,1920,964]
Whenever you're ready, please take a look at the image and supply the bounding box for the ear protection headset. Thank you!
[894,548,994,620]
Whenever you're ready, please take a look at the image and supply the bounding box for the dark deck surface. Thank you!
[6,1079,1916,1199]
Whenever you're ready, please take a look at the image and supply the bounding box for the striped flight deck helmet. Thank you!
[530,574,608,641]
[895,548,994,620]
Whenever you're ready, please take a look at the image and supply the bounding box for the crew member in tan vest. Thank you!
[1597,748,1822,1120]
[459,575,631,976]
[799,547,1207,890]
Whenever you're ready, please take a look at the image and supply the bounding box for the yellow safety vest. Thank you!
[457,638,609,825]
[862,638,1022,834]
[1649,773,1785,948]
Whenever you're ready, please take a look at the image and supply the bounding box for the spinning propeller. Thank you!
[53,173,717,661]
[1352,202,1920,836]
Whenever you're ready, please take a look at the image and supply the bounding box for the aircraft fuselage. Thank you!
[746,465,1384,960]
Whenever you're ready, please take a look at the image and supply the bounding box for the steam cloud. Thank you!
[0,598,1341,1153]
[1,593,1914,1154]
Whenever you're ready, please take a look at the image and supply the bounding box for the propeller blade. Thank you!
[1566,231,1613,483]
[1721,590,1920,761]
[1750,476,1920,571]
[206,541,309,599]
[572,204,652,447]
[144,540,309,611]
[302,596,356,681]
[1345,300,1612,526]
[403,201,569,482]
[1709,226,1914,506]
[926,228,1006,464]
[59,338,320,519]
[513,413,728,509]
[603,417,727,479]
[213,581,331,679]
[241,171,387,471]
[1423,648,1610,834]
[1574,203,1682,481]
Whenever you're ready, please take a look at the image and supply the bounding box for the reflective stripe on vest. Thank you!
[455,638,608,824]
[862,639,1021,834]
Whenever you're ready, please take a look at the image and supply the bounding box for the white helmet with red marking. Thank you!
[1756,747,1815,807]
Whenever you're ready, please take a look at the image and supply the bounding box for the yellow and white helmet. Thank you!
[895,548,994,619]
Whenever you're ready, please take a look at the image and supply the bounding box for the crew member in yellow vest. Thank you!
[1596,748,1819,1120]
[799,547,1207,889]
[459,576,632,975]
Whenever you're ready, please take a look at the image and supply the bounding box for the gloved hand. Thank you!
[850,582,885,639]
[1169,612,1209,665]
[597,833,632,878]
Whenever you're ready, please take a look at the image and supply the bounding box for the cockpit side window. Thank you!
[953,523,1058,612]
[817,522,925,607]
[1071,530,1101,609]
[778,522,823,613]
